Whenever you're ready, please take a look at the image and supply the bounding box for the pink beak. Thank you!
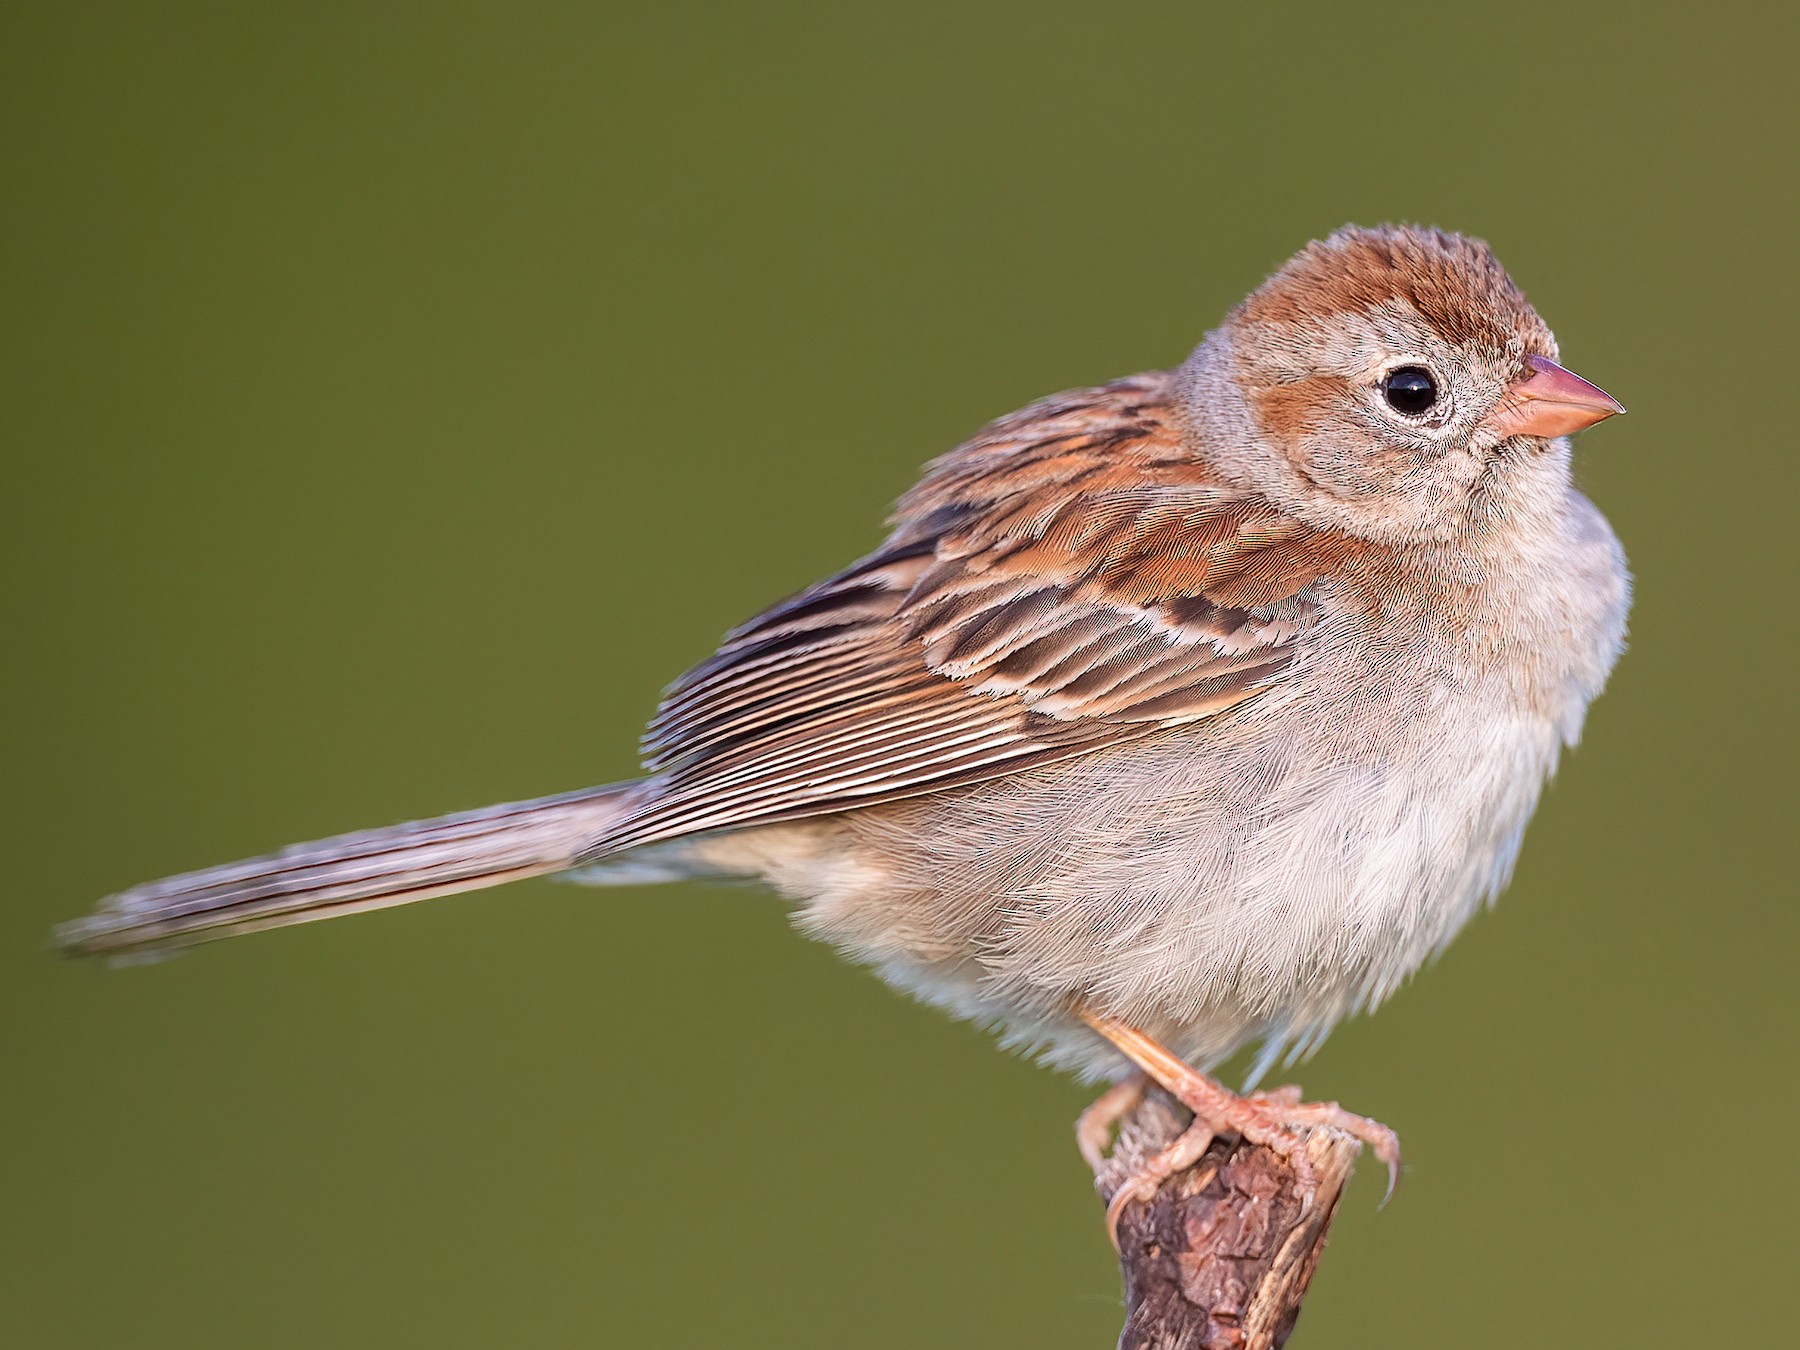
[1485,355,1625,440]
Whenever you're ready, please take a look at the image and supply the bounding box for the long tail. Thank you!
[56,783,640,961]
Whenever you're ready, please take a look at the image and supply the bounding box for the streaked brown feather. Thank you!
[1235,225,1554,356]
[610,372,1356,851]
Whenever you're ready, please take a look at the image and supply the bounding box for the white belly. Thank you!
[776,677,1567,1080]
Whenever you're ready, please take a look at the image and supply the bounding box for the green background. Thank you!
[5,4,1796,1346]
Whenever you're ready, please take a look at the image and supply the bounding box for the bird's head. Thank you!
[1180,225,1623,544]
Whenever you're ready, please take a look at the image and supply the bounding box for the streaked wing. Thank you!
[605,374,1351,849]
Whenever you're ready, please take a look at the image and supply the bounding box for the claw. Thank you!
[1075,1074,1148,1173]
[1084,1015,1402,1223]
[1102,1117,1215,1251]
[1248,1096,1402,1203]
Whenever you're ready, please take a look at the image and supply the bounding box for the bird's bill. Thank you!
[1484,354,1625,440]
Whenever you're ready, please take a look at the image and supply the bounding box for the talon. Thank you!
[1076,1074,1149,1173]
[1101,1117,1215,1251]
[1083,1015,1402,1216]
[1103,1178,1152,1248]
[1247,1099,1402,1204]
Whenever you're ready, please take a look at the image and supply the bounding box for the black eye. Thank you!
[1381,366,1438,416]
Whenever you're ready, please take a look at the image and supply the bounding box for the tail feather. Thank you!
[56,783,639,961]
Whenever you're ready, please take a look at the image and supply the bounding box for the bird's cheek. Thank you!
[1248,375,1355,447]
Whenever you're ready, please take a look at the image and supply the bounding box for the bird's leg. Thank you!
[1076,1073,1149,1172]
[1083,1014,1401,1243]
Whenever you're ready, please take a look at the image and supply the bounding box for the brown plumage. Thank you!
[1236,226,1553,354]
[622,375,1342,848]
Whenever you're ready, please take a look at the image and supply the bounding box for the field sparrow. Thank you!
[59,225,1629,1228]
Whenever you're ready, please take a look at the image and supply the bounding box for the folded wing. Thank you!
[607,374,1353,849]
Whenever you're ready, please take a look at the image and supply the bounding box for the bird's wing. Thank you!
[607,373,1355,849]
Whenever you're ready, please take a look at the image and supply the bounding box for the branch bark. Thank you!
[1092,1089,1363,1350]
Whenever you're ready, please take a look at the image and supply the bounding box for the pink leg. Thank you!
[1084,1015,1402,1224]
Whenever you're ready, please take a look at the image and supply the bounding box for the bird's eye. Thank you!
[1381,366,1438,416]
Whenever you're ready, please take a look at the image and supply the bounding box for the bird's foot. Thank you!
[1081,1016,1401,1247]
[1222,1088,1402,1204]
[1100,1113,1217,1247]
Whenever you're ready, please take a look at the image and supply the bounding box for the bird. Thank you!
[58,225,1629,1235]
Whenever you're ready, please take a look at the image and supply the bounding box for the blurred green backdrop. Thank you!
[5,3,1797,1346]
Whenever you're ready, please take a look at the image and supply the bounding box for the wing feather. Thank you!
[604,373,1352,851]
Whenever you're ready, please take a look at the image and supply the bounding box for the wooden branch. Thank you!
[1091,1089,1363,1350]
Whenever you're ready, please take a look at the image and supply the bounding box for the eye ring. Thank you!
[1381,366,1439,417]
